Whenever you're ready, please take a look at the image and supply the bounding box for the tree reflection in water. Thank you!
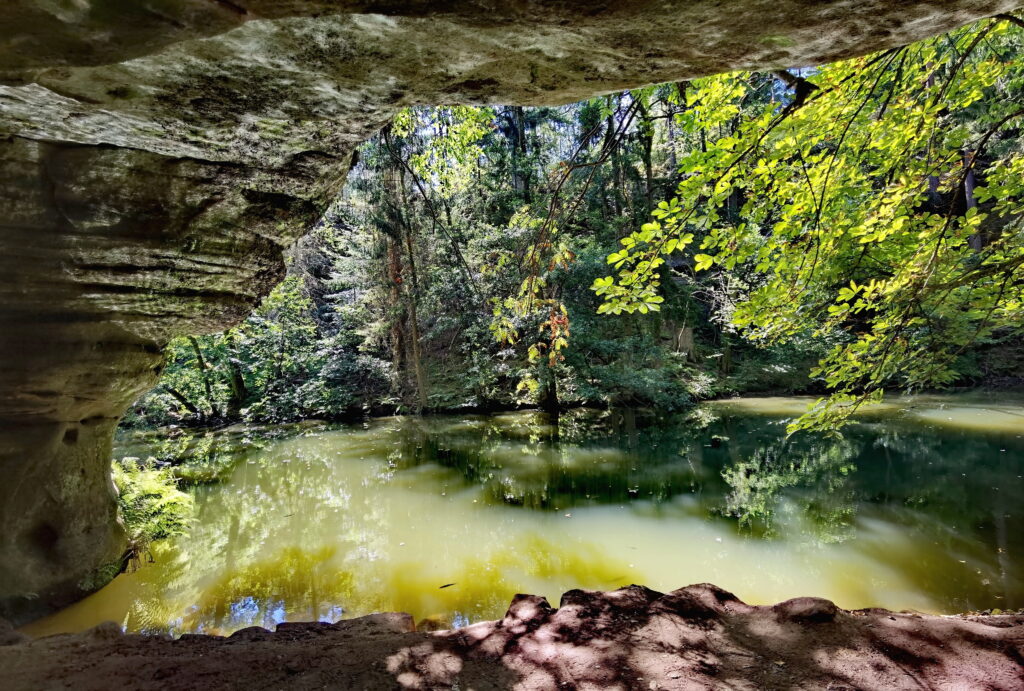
[23,397,1024,637]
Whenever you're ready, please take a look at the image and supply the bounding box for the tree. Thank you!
[595,18,1024,431]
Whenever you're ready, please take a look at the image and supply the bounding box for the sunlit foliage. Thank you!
[596,18,1024,430]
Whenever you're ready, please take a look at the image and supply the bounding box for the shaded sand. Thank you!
[3,585,1022,690]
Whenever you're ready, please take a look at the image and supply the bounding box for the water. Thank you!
[24,395,1024,637]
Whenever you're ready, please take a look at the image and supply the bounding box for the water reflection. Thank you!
[24,396,1024,637]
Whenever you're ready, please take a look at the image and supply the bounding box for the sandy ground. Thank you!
[2,584,1022,690]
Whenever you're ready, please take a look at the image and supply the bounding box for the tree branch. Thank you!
[995,13,1024,30]
[160,385,202,417]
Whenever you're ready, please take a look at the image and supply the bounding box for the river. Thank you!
[23,395,1024,637]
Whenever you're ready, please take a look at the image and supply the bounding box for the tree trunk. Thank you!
[223,330,248,419]
[539,366,560,441]
[510,106,531,203]
[396,167,430,413]
[606,108,623,217]
[402,225,429,413]
[637,99,654,212]
[539,369,559,417]
[187,336,220,418]
[385,235,407,396]
[964,150,982,251]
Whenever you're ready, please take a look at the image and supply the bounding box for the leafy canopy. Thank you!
[594,19,1024,431]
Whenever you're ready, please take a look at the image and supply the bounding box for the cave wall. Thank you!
[1,0,1020,624]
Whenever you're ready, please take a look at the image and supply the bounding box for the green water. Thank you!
[25,395,1024,637]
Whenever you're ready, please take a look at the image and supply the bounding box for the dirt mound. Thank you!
[3,585,1023,689]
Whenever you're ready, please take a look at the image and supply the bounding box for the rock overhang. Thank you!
[6,2,1024,168]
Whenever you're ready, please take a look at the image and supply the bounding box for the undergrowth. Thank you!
[112,457,194,570]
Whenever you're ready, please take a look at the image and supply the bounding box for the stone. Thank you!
[773,597,841,623]
[274,621,336,634]
[654,583,749,620]
[333,612,416,635]
[0,616,28,646]
[228,625,274,641]
[500,594,553,634]
[176,632,223,642]
[559,584,664,612]
[1,0,1018,622]
[503,593,553,622]
[87,620,124,639]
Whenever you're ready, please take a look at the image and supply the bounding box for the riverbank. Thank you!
[120,383,1024,442]
[4,584,1022,690]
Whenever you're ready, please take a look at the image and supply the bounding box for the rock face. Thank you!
[0,0,1020,622]
[2,586,1023,689]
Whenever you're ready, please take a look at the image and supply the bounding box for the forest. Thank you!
[88,18,1024,606]
[122,17,1024,437]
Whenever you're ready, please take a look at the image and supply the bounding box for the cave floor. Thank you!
[2,585,1022,690]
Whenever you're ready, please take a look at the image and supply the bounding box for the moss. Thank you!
[77,560,124,593]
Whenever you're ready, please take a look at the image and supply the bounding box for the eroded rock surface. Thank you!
[1,0,1021,621]
[3,586,1023,689]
